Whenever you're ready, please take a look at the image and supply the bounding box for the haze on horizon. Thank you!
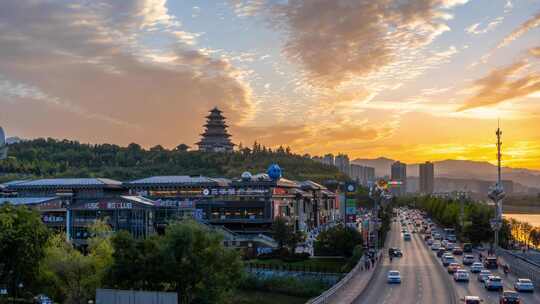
[0,0,539,169]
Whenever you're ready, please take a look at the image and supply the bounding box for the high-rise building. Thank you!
[419,161,435,194]
[350,164,376,186]
[0,126,7,160]
[335,154,350,176]
[322,153,335,166]
[196,107,235,152]
[391,161,407,196]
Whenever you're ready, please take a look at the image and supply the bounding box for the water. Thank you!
[504,213,540,227]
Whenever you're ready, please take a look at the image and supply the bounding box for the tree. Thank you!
[271,217,291,251]
[0,204,49,297]
[40,221,113,304]
[314,224,363,257]
[160,220,243,304]
[175,144,190,152]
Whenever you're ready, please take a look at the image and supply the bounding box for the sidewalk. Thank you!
[325,254,381,304]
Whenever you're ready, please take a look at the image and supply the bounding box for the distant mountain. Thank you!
[352,158,540,189]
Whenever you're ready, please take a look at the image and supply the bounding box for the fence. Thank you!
[247,262,345,274]
[497,249,540,288]
[96,289,177,304]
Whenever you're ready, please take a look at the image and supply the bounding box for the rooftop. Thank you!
[6,178,123,189]
[0,196,60,206]
[127,175,220,186]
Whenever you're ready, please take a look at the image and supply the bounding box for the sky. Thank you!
[0,0,539,169]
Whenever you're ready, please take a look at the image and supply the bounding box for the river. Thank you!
[504,213,540,227]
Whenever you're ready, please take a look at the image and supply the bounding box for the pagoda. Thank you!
[196,107,235,152]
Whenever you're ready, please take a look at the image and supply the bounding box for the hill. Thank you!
[0,138,348,183]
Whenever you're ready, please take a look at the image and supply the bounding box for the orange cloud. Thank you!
[458,53,540,111]
[497,11,540,49]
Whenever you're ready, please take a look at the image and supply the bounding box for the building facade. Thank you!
[391,161,407,196]
[419,161,435,194]
[350,164,375,186]
[1,174,340,249]
[334,154,350,176]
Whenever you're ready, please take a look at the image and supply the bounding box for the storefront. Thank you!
[68,196,155,244]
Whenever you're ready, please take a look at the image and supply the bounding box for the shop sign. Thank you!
[42,215,65,223]
[36,200,63,210]
[83,202,133,210]
[272,188,288,195]
[203,188,269,196]
[155,199,194,208]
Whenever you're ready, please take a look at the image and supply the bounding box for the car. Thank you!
[443,255,456,267]
[454,269,470,282]
[431,242,441,250]
[499,291,520,304]
[478,270,492,282]
[446,242,456,250]
[389,247,403,257]
[514,278,534,292]
[401,228,407,233]
[453,247,463,255]
[470,262,484,273]
[463,255,475,265]
[427,239,434,246]
[463,243,473,253]
[437,248,447,257]
[485,276,504,291]
[484,257,498,269]
[403,233,411,241]
[461,296,483,304]
[448,263,460,274]
[387,270,401,284]
[448,234,457,242]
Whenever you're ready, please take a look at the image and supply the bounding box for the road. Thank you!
[353,220,458,304]
[352,217,540,304]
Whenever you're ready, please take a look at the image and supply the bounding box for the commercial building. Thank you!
[391,161,407,196]
[1,173,340,249]
[419,161,435,194]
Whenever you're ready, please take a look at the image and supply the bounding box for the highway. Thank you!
[352,214,540,304]
[353,220,458,304]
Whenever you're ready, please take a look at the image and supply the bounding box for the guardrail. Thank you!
[306,251,381,304]
[497,249,540,288]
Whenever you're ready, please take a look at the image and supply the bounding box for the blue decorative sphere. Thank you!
[267,164,282,180]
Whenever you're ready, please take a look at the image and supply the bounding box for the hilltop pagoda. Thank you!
[196,107,235,152]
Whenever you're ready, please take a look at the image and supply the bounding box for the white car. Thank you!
[514,278,534,292]
[470,262,483,273]
[387,270,401,284]
[484,276,503,291]
[431,242,441,250]
[453,269,470,282]
[477,270,491,282]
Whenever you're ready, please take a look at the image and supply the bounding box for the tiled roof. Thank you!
[120,196,155,207]
[127,175,218,185]
[0,196,59,206]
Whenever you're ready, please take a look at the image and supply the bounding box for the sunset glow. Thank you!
[0,0,539,168]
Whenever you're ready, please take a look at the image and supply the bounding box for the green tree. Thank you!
[40,221,113,304]
[0,203,49,297]
[160,220,243,304]
[314,224,362,257]
[271,217,291,251]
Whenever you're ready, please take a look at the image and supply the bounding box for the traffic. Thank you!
[395,207,539,304]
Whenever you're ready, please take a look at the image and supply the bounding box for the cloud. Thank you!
[465,17,504,35]
[269,0,468,88]
[458,54,540,111]
[229,0,267,18]
[0,0,254,147]
[497,11,540,49]
[529,47,540,58]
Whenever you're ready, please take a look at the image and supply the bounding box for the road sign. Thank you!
[490,219,502,230]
